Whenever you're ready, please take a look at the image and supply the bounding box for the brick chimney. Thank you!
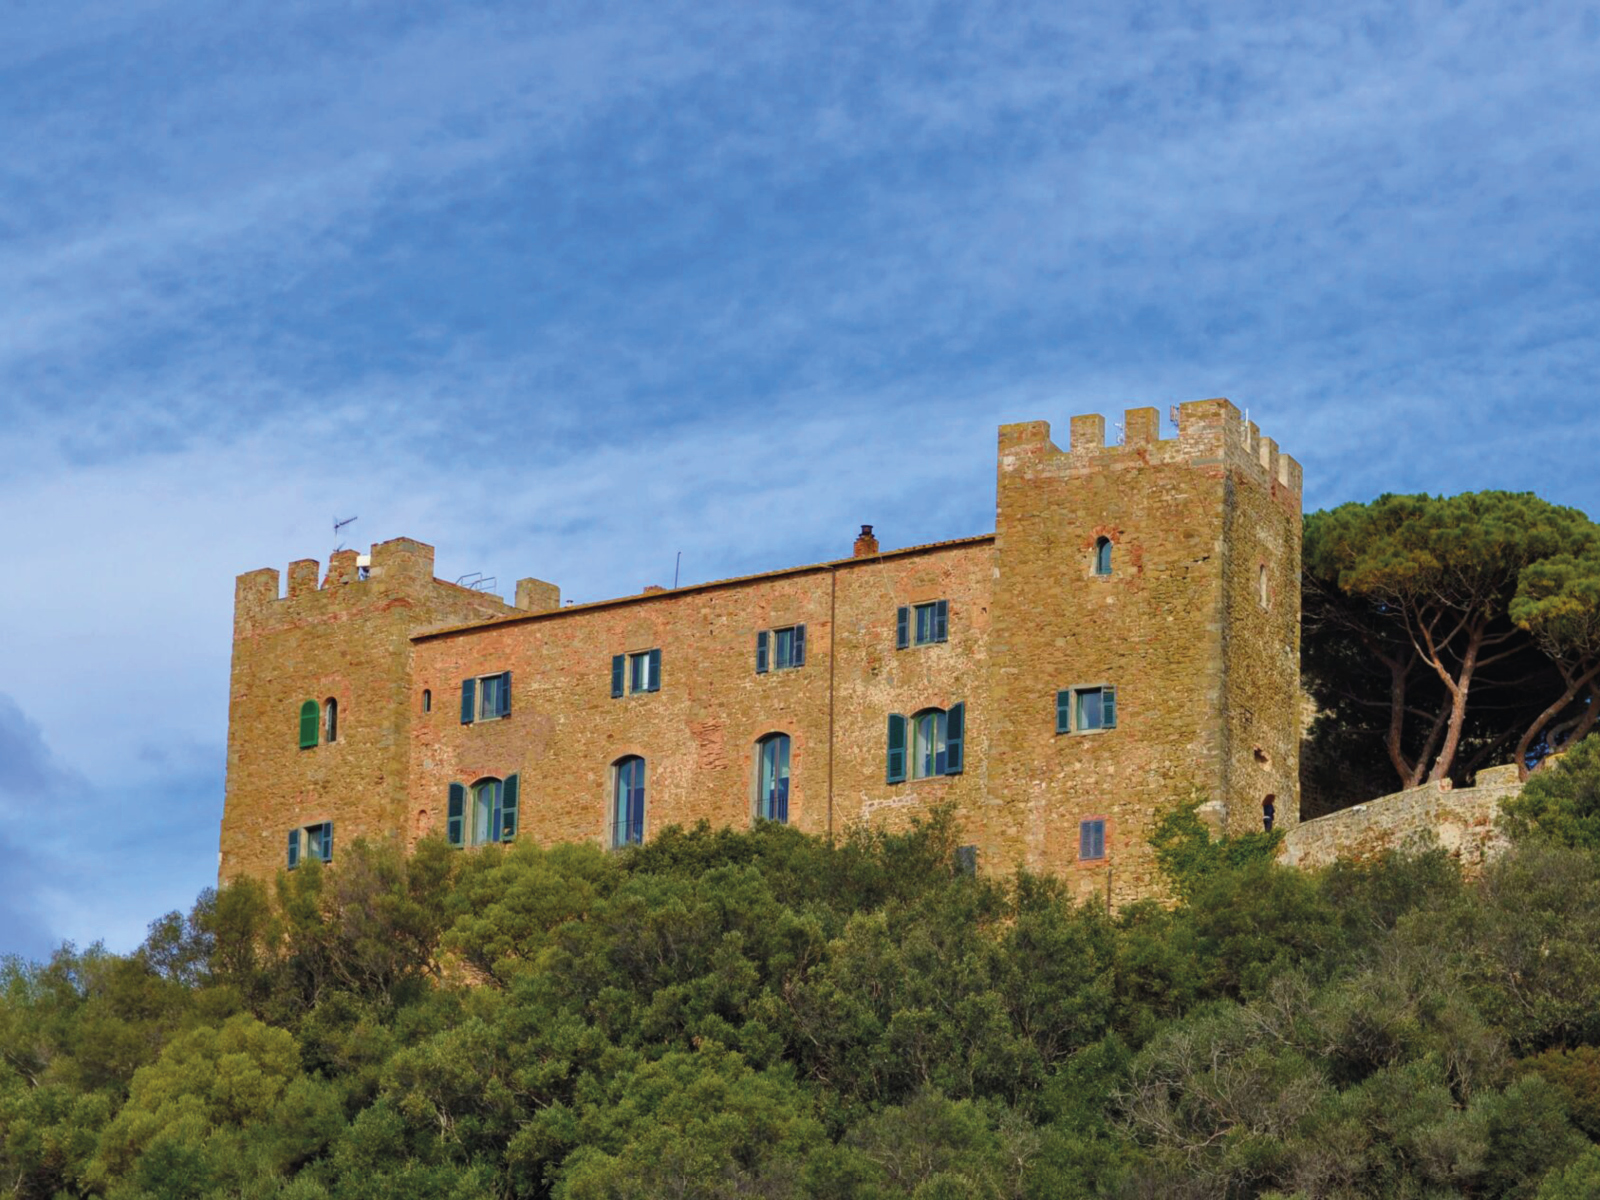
[853,524,879,558]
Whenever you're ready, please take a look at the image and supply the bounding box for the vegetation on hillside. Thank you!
[5,739,1600,1199]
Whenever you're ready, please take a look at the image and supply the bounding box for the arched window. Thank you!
[472,778,501,846]
[1094,537,1113,576]
[756,734,791,823]
[612,756,645,847]
[446,775,518,847]
[323,698,338,744]
[1258,564,1269,608]
[912,708,948,779]
[422,688,432,713]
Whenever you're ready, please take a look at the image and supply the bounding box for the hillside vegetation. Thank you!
[5,738,1600,1199]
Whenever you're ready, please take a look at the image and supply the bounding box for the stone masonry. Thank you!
[220,399,1304,905]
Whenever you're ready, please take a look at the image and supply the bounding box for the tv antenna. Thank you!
[333,515,358,552]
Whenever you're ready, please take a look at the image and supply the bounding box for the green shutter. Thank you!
[501,774,519,841]
[944,702,965,775]
[793,624,806,666]
[298,700,319,749]
[611,654,625,698]
[887,713,907,783]
[934,599,949,642]
[1102,685,1117,729]
[286,828,300,869]
[896,607,909,649]
[756,631,769,673]
[500,671,512,718]
[447,783,466,847]
[460,679,476,724]
[648,648,662,692]
[1056,690,1071,734]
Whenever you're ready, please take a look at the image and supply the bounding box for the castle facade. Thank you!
[220,399,1302,905]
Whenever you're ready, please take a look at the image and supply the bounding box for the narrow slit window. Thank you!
[1094,537,1113,576]
[323,698,338,744]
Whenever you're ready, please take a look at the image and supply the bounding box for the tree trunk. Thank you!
[1427,623,1483,783]
[1513,661,1600,780]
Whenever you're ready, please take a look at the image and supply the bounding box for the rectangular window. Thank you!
[758,625,806,673]
[462,672,512,723]
[289,822,333,867]
[1058,685,1117,734]
[900,599,949,648]
[1079,819,1106,861]
[614,650,662,696]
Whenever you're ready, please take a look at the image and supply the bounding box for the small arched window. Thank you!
[756,734,791,823]
[1094,537,1113,576]
[1258,564,1269,609]
[323,698,338,744]
[422,688,432,713]
[612,756,646,847]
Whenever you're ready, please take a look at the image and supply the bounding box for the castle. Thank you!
[220,399,1303,905]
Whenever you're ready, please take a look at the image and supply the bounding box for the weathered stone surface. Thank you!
[221,401,1305,905]
[1279,764,1521,872]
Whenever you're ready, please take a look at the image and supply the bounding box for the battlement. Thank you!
[998,398,1302,495]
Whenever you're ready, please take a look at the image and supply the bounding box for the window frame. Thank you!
[611,756,646,847]
[1057,684,1117,735]
[322,697,338,744]
[612,650,662,697]
[287,820,334,869]
[755,733,791,823]
[461,671,512,723]
[1093,537,1113,576]
[911,708,949,779]
[1078,817,1107,862]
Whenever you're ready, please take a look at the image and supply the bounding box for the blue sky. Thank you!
[3,0,1598,961]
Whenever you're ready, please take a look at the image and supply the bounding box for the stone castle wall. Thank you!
[219,399,1305,904]
[1278,764,1521,873]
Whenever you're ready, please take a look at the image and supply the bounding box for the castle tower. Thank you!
[219,538,517,882]
[984,400,1302,902]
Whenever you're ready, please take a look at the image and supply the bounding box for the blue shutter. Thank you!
[322,822,334,863]
[793,624,806,666]
[460,679,476,724]
[887,713,907,783]
[648,648,662,692]
[501,773,519,841]
[500,671,512,718]
[1102,685,1117,729]
[896,607,909,649]
[447,783,466,847]
[756,631,769,674]
[944,702,965,775]
[299,700,319,749]
[1056,690,1071,734]
[286,828,300,869]
[934,600,949,643]
[611,654,625,698]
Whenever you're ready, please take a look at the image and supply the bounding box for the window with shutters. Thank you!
[611,649,662,697]
[611,756,646,847]
[755,734,791,822]
[1094,537,1113,576]
[895,600,949,649]
[1078,818,1107,861]
[287,821,334,868]
[460,672,512,723]
[446,775,518,847]
[1057,685,1117,734]
[755,625,806,673]
[298,699,319,749]
[887,702,965,782]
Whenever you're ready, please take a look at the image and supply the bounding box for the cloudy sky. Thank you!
[3,0,1597,960]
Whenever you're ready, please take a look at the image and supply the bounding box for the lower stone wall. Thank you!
[1279,764,1522,873]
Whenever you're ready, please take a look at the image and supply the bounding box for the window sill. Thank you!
[1059,727,1113,737]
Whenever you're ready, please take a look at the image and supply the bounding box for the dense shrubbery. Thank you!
[6,741,1600,1198]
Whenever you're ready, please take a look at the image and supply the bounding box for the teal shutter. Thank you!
[648,649,662,692]
[298,700,319,748]
[500,672,512,717]
[286,828,300,869]
[1056,690,1071,734]
[1102,685,1117,729]
[460,679,476,724]
[756,631,769,674]
[944,702,965,775]
[447,783,466,847]
[934,600,949,642]
[611,654,625,698]
[793,624,806,666]
[896,607,909,649]
[323,822,334,862]
[887,713,907,783]
[501,774,519,841]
